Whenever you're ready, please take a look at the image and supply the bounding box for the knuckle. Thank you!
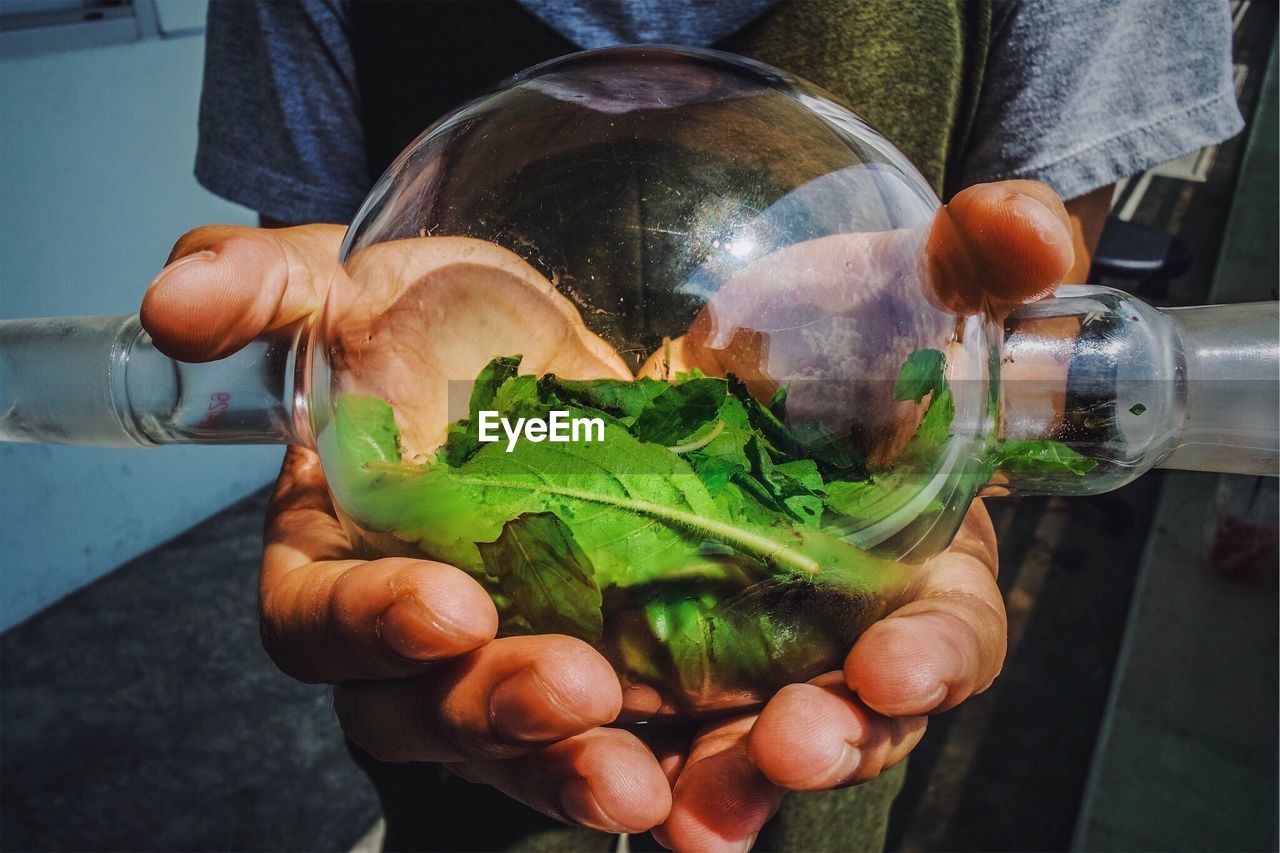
[328,562,375,629]
[258,566,338,684]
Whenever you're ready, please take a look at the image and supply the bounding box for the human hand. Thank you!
[140,175,1071,845]
[140,224,673,833]
[641,180,1072,850]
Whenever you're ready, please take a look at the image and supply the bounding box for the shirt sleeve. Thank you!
[956,0,1245,200]
[195,0,369,224]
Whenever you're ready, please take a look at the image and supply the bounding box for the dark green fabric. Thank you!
[754,762,907,853]
[345,3,992,851]
[369,760,905,853]
[476,761,907,852]
[726,0,992,198]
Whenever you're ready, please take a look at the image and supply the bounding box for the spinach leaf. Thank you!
[772,459,827,525]
[329,347,1101,706]
[992,439,1097,475]
[737,437,826,526]
[643,576,887,706]
[332,389,899,594]
[823,348,954,540]
[545,375,669,421]
[724,376,867,480]
[894,347,947,402]
[473,354,521,410]
[333,394,401,464]
[672,395,754,485]
[786,421,866,480]
[478,512,603,643]
[442,355,521,465]
[906,384,954,457]
[726,376,791,456]
[631,379,728,445]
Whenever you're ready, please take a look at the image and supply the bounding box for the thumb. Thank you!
[140,224,342,362]
[926,180,1074,318]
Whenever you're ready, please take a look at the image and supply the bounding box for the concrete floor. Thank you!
[1074,30,1280,853]
[0,490,380,852]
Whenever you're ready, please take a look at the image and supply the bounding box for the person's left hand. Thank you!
[646,179,1071,851]
[648,500,1001,851]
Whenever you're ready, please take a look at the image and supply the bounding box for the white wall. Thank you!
[0,30,284,629]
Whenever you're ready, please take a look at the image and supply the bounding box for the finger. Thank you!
[140,223,342,361]
[447,727,672,833]
[844,504,1007,716]
[334,634,623,762]
[927,179,1074,316]
[748,673,926,791]
[259,447,498,683]
[654,715,785,852]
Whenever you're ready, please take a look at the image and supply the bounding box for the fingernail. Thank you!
[733,832,759,853]
[924,682,949,711]
[377,595,483,661]
[150,250,216,289]
[489,667,590,743]
[814,743,861,788]
[559,776,628,832]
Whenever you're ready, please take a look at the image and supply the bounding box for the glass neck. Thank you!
[0,315,312,448]
[1159,303,1280,473]
[993,286,1278,496]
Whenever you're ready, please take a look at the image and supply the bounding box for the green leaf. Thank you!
[684,454,739,495]
[992,439,1097,476]
[772,459,827,526]
[333,394,401,465]
[726,375,790,455]
[648,588,778,697]
[442,355,522,465]
[987,346,1002,423]
[344,406,898,588]
[824,477,885,518]
[477,512,603,643]
[823,347,957,533]
[491,374,544,420]
[325,351,941,706]
[642,577,887,704]
[894,348,947,402]
[678,395,753,462]
[631,379,727,446]
[889,348,955,467]
[766,385,788,419]
[733,437,825,526]
[472,355,521,413]
[786,421,866,480]
[544,375,669,420]
[907,385,954,455]
[724,376,867,480]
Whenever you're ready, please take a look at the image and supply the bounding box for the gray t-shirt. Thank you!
[195,0,1243,223]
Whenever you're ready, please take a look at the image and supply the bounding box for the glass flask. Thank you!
[2,47,1276,716]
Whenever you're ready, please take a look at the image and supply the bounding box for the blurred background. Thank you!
[0,1,1276,851]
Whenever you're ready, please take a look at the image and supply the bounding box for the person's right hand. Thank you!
[140,224,673,834]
